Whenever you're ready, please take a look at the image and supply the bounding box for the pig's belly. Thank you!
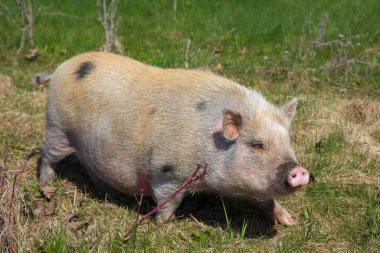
[71,131,144,196]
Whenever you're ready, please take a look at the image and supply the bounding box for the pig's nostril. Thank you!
[291,173,297,178]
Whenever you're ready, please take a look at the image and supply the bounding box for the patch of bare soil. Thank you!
[340,100,380,158]
[24,89,47,110]
[297,98,380,159]
[342,101,380,125]
[0,88,46,146]
[328,170,380,186]
[0,111,44,138]
[0,75,16,99]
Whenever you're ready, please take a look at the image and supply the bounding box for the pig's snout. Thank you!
[287,166,309,188]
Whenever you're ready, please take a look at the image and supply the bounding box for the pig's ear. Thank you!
[223,109,242,141]
[281,97,298,126]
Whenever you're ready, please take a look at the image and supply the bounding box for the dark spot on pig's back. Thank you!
[161,164,175,173]
[74,61,94,80]
[196,101,207,111]
[149,108,157,115]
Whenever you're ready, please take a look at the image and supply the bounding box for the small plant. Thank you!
[0,0,39,59]
[239,218,248,240]
[97,0,123,54]
[221,198,234,242]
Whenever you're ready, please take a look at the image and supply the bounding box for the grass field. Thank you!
[0,0,379,252]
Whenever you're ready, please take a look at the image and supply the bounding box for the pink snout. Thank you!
[287,166,309,188]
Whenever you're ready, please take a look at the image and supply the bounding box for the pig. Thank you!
[38,52,309,225]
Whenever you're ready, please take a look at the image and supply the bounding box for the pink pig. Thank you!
[38,52,309,224]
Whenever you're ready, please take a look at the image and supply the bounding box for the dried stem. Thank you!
[8,174,17,227]
[136,173,147,222]
[0,148,9,197]
[184,38,191,68]
[139,164,207,223]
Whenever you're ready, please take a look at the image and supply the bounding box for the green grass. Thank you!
[0,0,379,252]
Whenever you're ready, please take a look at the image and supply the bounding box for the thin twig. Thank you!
[8,174,18,226]
[139,164,207,223]
[136,173,147,222]
[0,147,9,197]
[184,38,191,68]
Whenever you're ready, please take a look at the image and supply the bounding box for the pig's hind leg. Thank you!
[39,126,75,187]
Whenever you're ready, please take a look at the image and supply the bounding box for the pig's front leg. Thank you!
[254,198,295,225]
[151,178,186,223]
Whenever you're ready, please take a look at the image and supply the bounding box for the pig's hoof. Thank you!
[274,208,295,226]
[39,182,57,200]
[156,212,175,224]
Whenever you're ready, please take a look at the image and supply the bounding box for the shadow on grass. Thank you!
[37,154,277,239]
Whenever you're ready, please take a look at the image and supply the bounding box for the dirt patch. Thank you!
[339,100,380,158]
[24,90,47,110]
[342,100,380,125]
[328,170,380,186]
[0,89,46,142]
[297,98,380,158]
[0,75,16,99]
[0,111,34,130]
[0,111,44,143]
[371,126,380,142]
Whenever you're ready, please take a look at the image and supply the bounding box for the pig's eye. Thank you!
[251,141,264,150]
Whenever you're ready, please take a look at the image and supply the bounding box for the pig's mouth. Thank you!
[272,180,302,196]
[284,181,301,192]
[276,181,299,195]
